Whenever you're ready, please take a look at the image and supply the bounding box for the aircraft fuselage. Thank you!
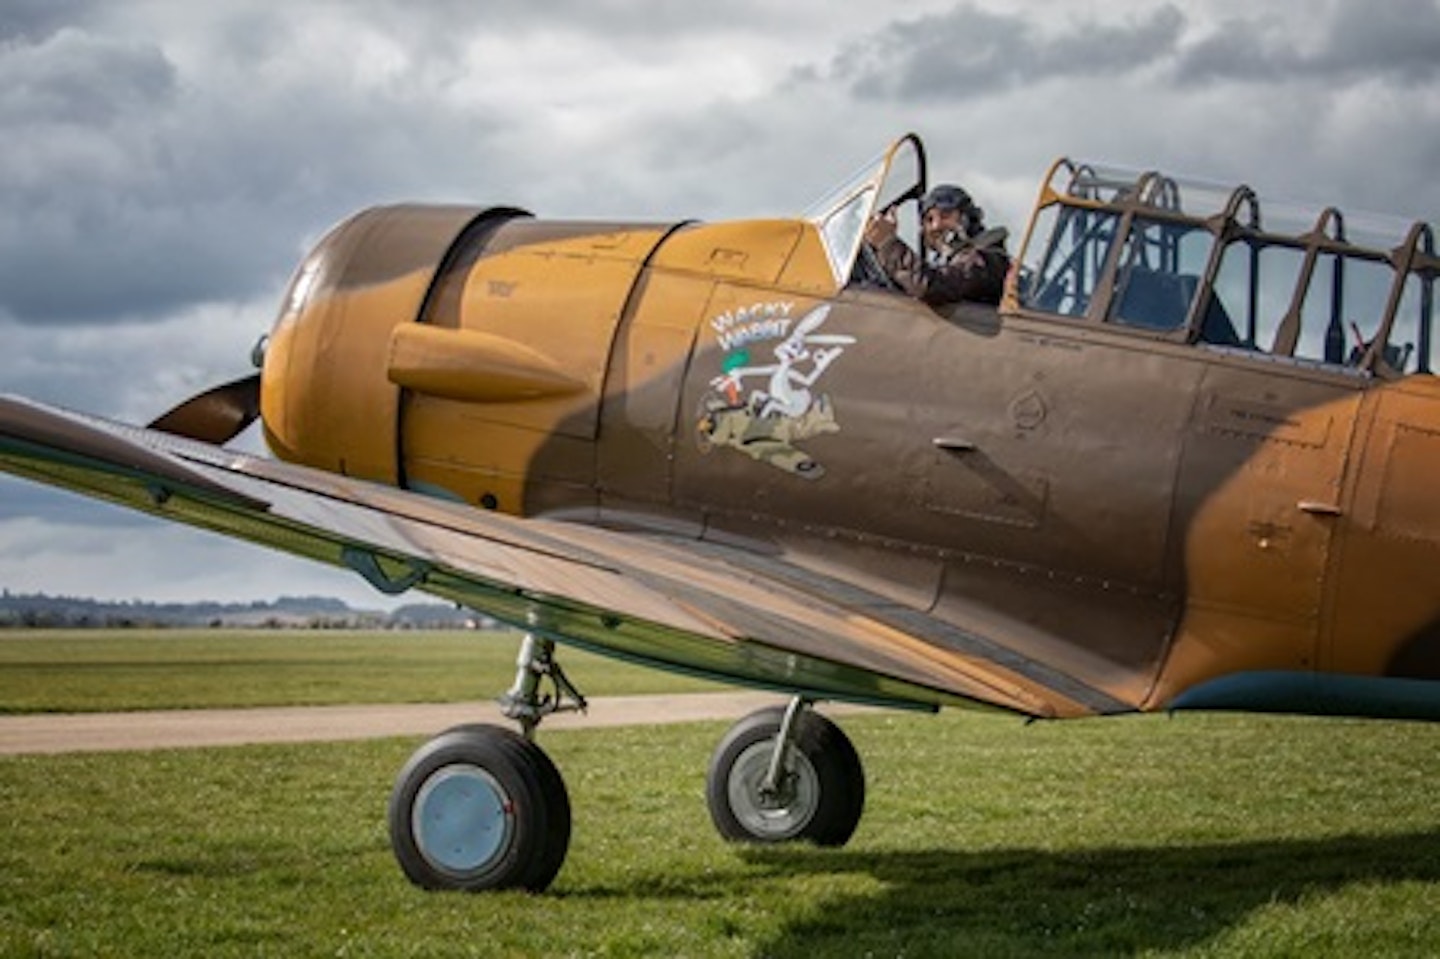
[261,205,1440,719]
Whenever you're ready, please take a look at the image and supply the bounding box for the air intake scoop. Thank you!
[386,324,586,403]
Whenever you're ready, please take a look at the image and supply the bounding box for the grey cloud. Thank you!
[0,16,521,327]
[333,0,832,44]
[821,4,1186,102]
[1174,24,1280,83]
[1177,0,1440,84]
[0,29,238,323]
[0,1,844,329]
[1326,0,1440,81]
[0,27,174,125]
[0,0,99,43]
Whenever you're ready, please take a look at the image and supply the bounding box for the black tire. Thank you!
[706,705,865,846]
[388,724,570,892]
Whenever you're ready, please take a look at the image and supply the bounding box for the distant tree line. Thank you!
[0,590,491,630]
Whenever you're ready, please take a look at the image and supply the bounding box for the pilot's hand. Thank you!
[864,211,897,248]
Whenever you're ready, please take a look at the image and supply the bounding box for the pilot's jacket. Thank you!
[876,232,1010,306]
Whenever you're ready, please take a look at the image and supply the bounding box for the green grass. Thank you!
[0,630,1436,956]
[0,629,721,712]
[1,709,1437,957]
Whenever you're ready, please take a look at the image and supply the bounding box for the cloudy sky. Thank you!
[1,0,1438,608]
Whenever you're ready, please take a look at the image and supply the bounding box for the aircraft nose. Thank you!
[259,205,488,483]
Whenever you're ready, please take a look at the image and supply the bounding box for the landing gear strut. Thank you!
[499,633,587,740]
[387,627,580,892]
[706,697,866,846]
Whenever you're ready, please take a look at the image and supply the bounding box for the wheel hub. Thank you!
[727,740,819,840]
[412,764,514,877]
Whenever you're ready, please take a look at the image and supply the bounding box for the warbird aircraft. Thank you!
[1,134,1437,893]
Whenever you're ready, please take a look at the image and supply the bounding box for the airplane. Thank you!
[1,132,1437,894]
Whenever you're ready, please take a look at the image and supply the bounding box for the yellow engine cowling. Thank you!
[260,205,676,514]
[260,205,493,483]
[394,219,675,514]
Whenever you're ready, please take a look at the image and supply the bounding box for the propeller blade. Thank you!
[147,373,261,444]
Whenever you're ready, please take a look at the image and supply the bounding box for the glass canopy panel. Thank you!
[804,135,926,287]
[1018,204,1121,318]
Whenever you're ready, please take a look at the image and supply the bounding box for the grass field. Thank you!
[0,630,1437,957]
[0,628,722,712]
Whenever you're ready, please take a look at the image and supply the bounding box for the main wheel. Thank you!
[388,724,570,892]
[706,705,865,846]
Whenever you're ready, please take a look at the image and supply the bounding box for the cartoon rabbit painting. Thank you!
[752,305,855,418]
[708,305,854,419]
[698,304,857,478]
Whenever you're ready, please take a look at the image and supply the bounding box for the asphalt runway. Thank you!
[0,691,813,755]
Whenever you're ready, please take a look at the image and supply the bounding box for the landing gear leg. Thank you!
[706,696,866,846]
[499,632,587,739]
[387,626,581,892]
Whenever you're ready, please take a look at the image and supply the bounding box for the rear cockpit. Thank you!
[1011,159,1440,378]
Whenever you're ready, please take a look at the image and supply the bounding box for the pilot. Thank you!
[864,183,1010,306]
